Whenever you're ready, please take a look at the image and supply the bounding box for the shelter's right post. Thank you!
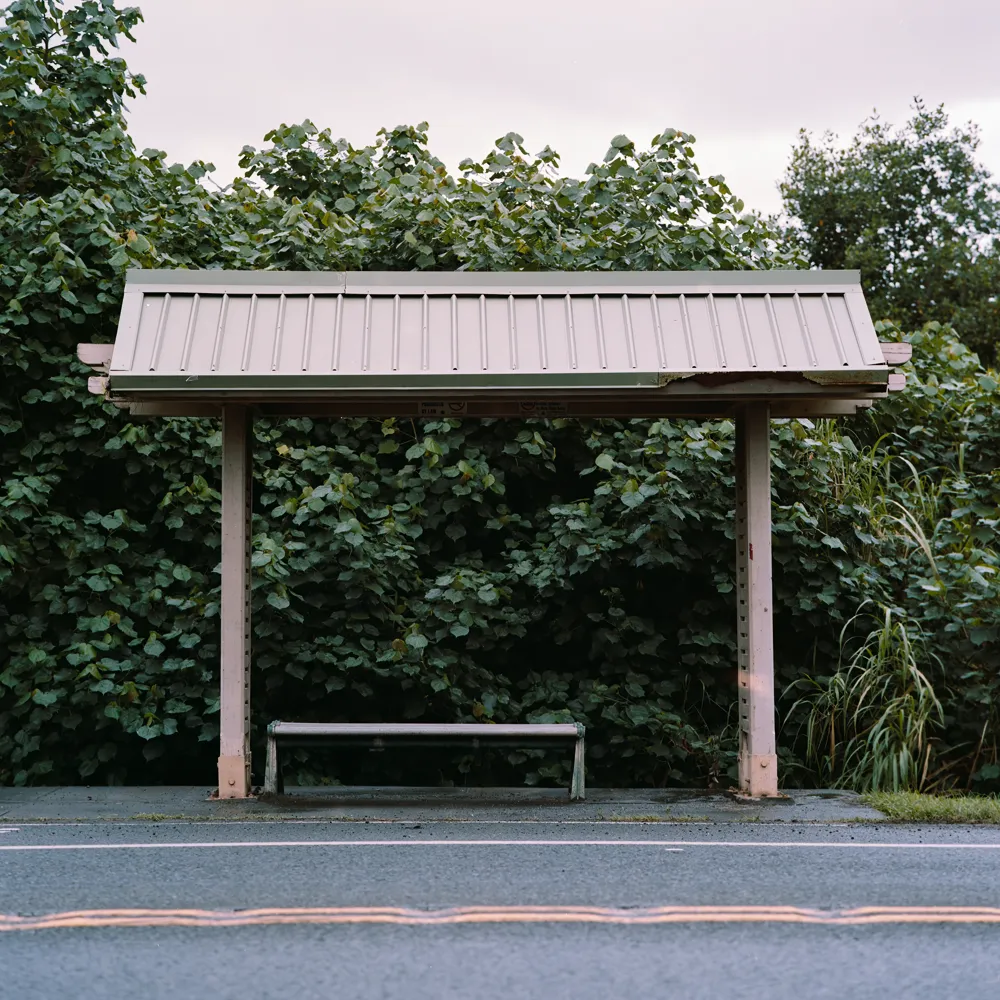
[218,405,253,799]
[734,404,779,796]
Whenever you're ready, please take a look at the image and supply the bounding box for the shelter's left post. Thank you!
[218,405,253,798]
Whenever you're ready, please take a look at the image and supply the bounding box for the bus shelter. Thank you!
[78,269,908,798]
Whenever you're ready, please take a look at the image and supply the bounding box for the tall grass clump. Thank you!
[790,602,945,792]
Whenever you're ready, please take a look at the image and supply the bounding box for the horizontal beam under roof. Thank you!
[116,398,876,419]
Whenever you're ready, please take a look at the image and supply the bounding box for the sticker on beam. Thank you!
[418,401,468,417]
[518,401,568,415]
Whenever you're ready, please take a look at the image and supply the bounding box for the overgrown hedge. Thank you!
[2,1,998,791]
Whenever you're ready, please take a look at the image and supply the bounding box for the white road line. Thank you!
[0,839,998,851]
[4,820,726,827]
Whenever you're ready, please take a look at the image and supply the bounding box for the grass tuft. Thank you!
[789,600,944,793]
[864,792,1000,824]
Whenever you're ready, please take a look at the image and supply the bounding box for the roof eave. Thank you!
[122,267,865,296]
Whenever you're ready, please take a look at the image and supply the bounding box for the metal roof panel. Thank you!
[105,270,890,400]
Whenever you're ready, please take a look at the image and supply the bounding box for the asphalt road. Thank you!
[2,821,1000,999]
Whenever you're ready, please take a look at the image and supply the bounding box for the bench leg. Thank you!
[263,733,280,796]
[570,734,586,801]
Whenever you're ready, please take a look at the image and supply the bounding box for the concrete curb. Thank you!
[0,786,885,824]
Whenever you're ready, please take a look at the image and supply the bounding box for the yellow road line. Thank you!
[4,905,1000,931]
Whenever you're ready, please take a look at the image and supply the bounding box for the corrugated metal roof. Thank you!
[104,270,889,401]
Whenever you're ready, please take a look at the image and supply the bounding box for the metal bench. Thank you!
[263,722,586,801]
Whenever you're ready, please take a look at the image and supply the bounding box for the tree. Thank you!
[780,101,1000,362]
[232,121,795,273]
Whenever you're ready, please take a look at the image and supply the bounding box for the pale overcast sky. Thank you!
[123,0,1000,218]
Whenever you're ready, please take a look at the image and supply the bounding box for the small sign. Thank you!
[518,400,568,415]
[418,401,468,417]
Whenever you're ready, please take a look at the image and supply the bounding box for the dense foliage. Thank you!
[781,102,1000,363]
[2,1,998,793]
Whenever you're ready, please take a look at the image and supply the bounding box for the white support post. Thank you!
[218,405,253,798]
[735,404,778,796]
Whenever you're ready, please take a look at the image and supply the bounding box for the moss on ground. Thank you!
[864,792,1000,824]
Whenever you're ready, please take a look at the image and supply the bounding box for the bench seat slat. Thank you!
[269,722,580,738]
